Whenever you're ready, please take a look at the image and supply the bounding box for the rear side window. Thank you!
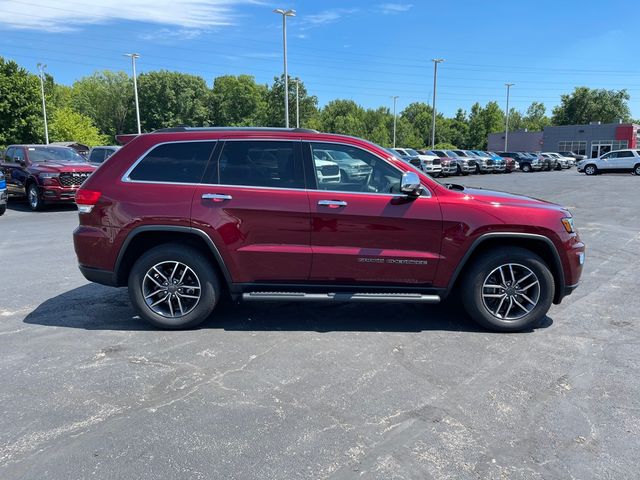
[217,141,304,189]
[617,151,633,157]
[128,141,216,183]
[89,149,106,164]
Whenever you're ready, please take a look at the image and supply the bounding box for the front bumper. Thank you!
[477,164,494,172]
[423,165,442,174]
[41,185,81,202]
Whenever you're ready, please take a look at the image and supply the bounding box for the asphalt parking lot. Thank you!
[1,169,639,479]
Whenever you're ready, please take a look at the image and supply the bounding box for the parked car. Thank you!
[394,148,442,177]
[497,151,543,172]
[422,150,455,176]
[487,151,518,172]
[471,150,505,173]
[541,153,569,170]
[577,149,640,176]
[431,150,475,176]
[73,126,584,332]
[312,156,341,184]
[527,152,554,171]
[1,145,96,211]
[0,170,6,216]
[454,150,493,173]
[313,148,371,182]
[559,151,586,161]
[552,152,575,168]
[88,146,120,166]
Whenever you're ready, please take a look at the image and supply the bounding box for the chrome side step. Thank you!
[242,292,441,303]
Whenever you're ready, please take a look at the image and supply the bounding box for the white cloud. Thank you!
[0,0,263,32]
[376,3,413,14]
[305,8,359,26]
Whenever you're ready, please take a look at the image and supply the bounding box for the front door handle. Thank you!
[318,200,347,207]
[202,193,232,201]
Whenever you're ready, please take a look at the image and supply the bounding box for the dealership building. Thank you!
[487,122,640,157]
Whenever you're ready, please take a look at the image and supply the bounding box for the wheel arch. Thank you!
[114,226,233,291]
[445,233,565,304]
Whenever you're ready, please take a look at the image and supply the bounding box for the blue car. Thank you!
[0,169,6,216]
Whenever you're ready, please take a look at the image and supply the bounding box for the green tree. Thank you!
[400,102,432,144]
[49,107,108,146]
[523,102,550,131]
[138,70,210,131]
[71,71,135,138]
[266,75,318,128]
[0,57,43,145]
[210,74,268,126]
[448,109,469,148]
[552,87,631,125]
[467,102,504,149]
[363,107,392,146]
[314,99,366,136]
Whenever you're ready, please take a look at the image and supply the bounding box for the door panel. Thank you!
[308,192,442,285]
[191,140,311,284]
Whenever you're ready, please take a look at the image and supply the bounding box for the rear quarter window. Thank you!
[128,141,216,183]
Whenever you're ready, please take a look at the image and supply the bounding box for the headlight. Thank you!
[39,173,59,179]
[561,217,575,233]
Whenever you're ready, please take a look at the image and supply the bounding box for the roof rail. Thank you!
[152,126,318,134]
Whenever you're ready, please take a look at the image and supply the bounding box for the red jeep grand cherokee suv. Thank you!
[73,127,584,332]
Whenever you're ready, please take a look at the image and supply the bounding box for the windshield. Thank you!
[405,148,420,156]
[453,150,469,157]
[445,150,458,157]
[327,150,352,160]
[28,146,85,163]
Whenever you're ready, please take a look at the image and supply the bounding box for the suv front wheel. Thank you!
[461,247,554,332]
[128,243,220,329]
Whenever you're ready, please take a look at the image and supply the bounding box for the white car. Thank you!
[577,149,640,176]
[393,148,442,176]
[313,157,341,184]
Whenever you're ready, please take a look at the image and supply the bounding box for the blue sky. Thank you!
[1,0,640,118]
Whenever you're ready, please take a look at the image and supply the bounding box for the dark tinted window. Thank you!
[89,149,106,164]
[129,141,215,183]
[4,147,15,163]
[617,150,634,157]
[218,141,304,189]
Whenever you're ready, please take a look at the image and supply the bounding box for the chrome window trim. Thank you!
[121,139,219,183]
[121,137,431,198]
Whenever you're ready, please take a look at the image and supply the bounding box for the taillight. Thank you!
[75,188,101,214]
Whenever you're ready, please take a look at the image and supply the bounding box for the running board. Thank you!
[242,292,441,303]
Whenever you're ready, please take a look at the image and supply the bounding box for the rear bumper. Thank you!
[78,265,118,287]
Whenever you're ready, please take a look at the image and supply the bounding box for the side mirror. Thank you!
[400,171,421,197]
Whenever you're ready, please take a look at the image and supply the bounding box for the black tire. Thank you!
[456,165,462,176]
[27,183,43,211]
[584,164,597,176]
[0,204,5,216]
[128,243,221,329]
[461,247,555,332]
[521,163,531,173]
[634,164,640,176]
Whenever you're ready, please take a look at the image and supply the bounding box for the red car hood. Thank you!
[33,162,96,173]
[461,187,566,212]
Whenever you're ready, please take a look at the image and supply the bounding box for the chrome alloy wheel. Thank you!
[481,263,540,321]
[142,261,201,318]
[29,186,39,208]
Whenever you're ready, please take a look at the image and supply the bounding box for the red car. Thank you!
[1,145,96,211]
[73,127,585,332]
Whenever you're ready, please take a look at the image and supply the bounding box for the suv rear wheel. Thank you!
[634,164,640,176]
[461,247,554,332]
[128,243,220,329]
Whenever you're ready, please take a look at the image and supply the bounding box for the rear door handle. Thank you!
[202,193,232,201]
[318,200,347,207]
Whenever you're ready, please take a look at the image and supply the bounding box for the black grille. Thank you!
[59,172,90,187]
[486,159,494,166]
[432,159,441,165]
[320,165,339,176]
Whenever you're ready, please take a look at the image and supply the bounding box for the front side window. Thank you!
[4,147,15,163]
[310,142,402,194]
[218,141,304,189]
[128,141,215,183]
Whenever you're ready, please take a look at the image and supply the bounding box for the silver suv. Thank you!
[578,149,640,176]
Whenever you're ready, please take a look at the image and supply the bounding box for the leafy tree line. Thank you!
[0,56,634,150]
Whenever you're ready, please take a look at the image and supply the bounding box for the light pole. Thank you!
[124,53,142,134]
[37,63,49,144]
[295,80,300,128]
[430,58,444,148]
[504,83,515,151]
[273,8,295,128]
[391,95,399,148]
